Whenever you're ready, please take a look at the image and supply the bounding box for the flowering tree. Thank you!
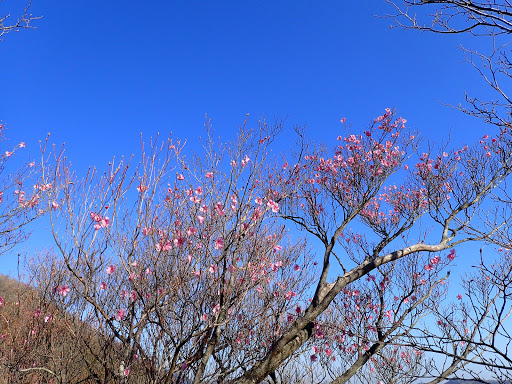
[0,124,59,257]
[7,108,512,384]
[22,121,314,384]
[235,109,512,383]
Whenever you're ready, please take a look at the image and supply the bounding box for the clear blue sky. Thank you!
[0,0,493,275]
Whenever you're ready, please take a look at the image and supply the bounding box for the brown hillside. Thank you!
[0,275,144,384]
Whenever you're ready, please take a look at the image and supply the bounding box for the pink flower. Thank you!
[177,174,185,180]
[447,249,456,261]
[51,201,59,210]
[457,294,463,300]
[187,227,197,236]
[310,354,318,362]
[44,314,52,323]
[0,296,3,306]
[214,237,224,250]
[4,151,12,157]
[142,227,151,236]
[92,214,110,230]
[340,117,346,123]
[254,197,263,205]
[285,291,297,300]
[197,215,205,224]
[174,236,185,248]
[205,172,213,178]
[19,142,26,148]
[208,265,218,274]
[294,264,300,271]
[267,200,279,213]
[116,308,127,321]
[214,202,225,216]
[241,155,250,167]
[190,196,201,205]
[136,185,148,193]
[106,265,116,275]
[100,282,107,290]
[273,244,282,252]
[58,285,70,296]
[430,256,441,265]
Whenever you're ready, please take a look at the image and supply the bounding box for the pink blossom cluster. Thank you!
[90,212,110,230]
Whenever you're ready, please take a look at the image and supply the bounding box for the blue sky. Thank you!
[0,0,494,275]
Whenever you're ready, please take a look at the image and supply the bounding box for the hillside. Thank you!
[0,274,138,383]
